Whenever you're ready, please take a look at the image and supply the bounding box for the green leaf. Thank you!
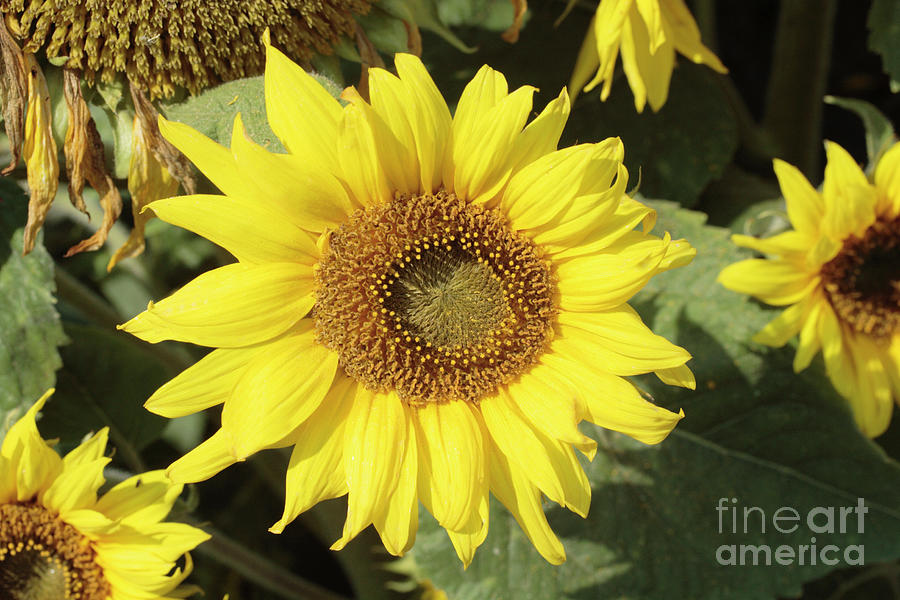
[411,201,900,599]
[0,179,66,437]
[38,324,168,465]
[567,62,739,208]
[867,0,900,93]
[161,77,283,152]
[825,95,897,171]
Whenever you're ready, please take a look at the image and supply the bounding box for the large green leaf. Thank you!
[38,324,168,463]
[868,0,900,93]
[0,179,66,436]
[410,201,900,599]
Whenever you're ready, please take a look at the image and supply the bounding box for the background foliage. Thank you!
[1,1,899,599]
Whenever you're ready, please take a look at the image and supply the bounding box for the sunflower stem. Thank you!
[192,522,350,600]
[762,0,837,179]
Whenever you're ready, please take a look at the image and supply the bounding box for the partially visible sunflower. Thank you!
[0,390,209,599]
[568,0,727,112]
[121,39,695,565]
[0,0,441,266]
[719,142,900,437]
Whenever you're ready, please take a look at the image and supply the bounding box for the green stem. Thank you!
[191,522,351,600]
[762,0,837,178]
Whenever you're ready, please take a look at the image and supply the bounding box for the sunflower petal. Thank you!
[822,141,877,238]
[166,429,238,484]
[271,376,357,534]
[119,262,314,347]
[223,323,338,457]
[773,159,824,236]
[373,404,419,556]
[718,258,819,306]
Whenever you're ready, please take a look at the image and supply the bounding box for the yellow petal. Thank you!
[556,306,692,376]
[568,13,602,102]
[148,194,318,265]
[654,363,696,389]
[730,231,813,258]
[793,297,824,372]
[773,158,824,236]
[264,38,342,167]
[619,5,675,112]
[167,429,238,484]
[848,336,894,438]
[222,323,338,458]
[488,447,565,564]
[337,102,392,207]
[541,351,683,445]
[507,363,596,454]
[751,301,807,348]
[332,389,408,550]
[373,402,419,556]
[0,390,61,502]
[144,346,263,418]
[94,470,181,526]
[874,142,900,215]
[506,88,571,172]
[550,193,656,259]
[481,390,590,516]
[157,116,254,199]
[231,113,354,232]
[662,0,727,72]
[502,139,622,230]
[119,262,314,347]
[446,493,489,567]
[635,0,666,54]
[414,401,486,532]
[718,258,819,306]
[271,375,357,534]
[41,454,110,515]
[822,141,877,238]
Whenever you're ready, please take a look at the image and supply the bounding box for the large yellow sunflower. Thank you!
[120,38,696,565]
[0,390,209,599]
[568,0,727,112]
[719,142,900,438]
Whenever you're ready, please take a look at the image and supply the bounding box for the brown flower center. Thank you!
[0,503,110,600]
[1,0,372,98]
[315,191,557,404]
[821,215,900,337]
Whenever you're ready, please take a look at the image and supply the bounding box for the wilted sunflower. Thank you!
[0,0,430,266]
[0,390,209,599]
[719,142,900,438]
[568,0,727,112]
[121,38,695,565]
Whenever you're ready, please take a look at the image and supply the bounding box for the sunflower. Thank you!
[719,142,900,438]
[0,390,209,599]
[120,39,696,565]
[568,0,727,112]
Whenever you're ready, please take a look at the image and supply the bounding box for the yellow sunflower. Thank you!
[120,38,696,565]
[568,0,727,112]
[0,390,209,599]
[719,142,900,438]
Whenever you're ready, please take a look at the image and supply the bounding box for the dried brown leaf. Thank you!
[0,25,27,175]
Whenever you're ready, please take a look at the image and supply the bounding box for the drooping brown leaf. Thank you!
[502,0,528,43]
[354,21,385,101]
[22,54,58,254]
[129,83,197,196]
[62,68,123,257]
[0,25,27,175]
[404,19,423,56]
[106,111,178,271]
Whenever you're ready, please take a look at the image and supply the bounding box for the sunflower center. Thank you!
[0,503,110,600]
[3,0,373,98]
[821,215,900,337]
[315,191,557,404]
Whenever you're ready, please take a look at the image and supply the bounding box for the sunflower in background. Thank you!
[719,142,900,438]
[121,37,695,565]
[0,390,209,599]
[568,0,727,112]
[0,0,493,268]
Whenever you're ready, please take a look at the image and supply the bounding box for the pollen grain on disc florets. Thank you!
[0,503,110,600]
[820,214,900,338]
[315,190,558,404]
